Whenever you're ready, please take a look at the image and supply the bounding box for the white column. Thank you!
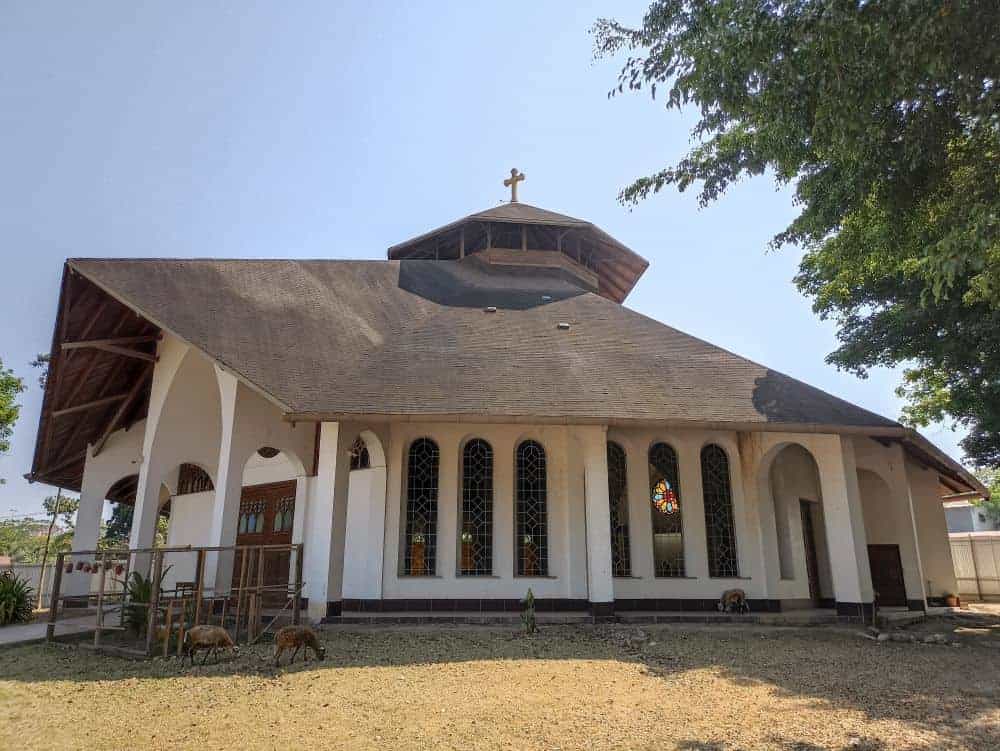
[206,367,244,594]
[580,426,614,614]
[63,451,107,600]
[887,443,928,608]
[288,474,310,596]
[304,421,351,620]
[817,435,874,613]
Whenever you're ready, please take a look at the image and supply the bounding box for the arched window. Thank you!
[649,442,685,577]
[177,463,214,495]
[515,440,548,576]
[402,438,439,576]
[460,439,493,576]
[349,436,370,471]
[701,444,739,577]
[607,442,631,577]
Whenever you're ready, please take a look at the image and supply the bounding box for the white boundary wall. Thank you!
[950,532,1000,601]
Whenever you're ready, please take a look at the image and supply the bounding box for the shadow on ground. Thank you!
[2,616,998,749]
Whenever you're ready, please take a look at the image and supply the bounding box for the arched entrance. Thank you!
[760,442,835,607]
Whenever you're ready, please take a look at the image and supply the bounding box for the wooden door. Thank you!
[867,544,907,607]
[800,500,821,603]
[233,480,296,604]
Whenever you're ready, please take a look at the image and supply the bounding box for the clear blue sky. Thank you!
[0,1,966,517]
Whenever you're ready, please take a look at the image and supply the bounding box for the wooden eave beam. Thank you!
[51,392,129,418]
[91,364,154,457]
[61,341,157,362]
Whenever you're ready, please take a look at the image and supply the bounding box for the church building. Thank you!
[29,171,984,621]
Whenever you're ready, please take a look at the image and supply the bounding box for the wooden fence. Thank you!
[45,543,304,657]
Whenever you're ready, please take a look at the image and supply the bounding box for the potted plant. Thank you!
[410,533,427,576]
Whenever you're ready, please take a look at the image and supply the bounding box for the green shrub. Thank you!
[122,566,171,636]
[0,569,34,626]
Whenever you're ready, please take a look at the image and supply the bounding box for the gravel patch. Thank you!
[1,622,997,750]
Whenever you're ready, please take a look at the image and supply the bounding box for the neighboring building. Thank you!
[27,174,986,620]
[944,496,1000,533]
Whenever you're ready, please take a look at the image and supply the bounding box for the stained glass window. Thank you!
[349,436,370,470]
[460,439,493,576]
[606,442,631,577]
[701,444,739,577]
[649,442,685,577]
[516,440,548,576]
[402,438,439,576]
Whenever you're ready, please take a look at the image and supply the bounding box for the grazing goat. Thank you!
[717,588,750,614]
[273,625,326,666]
[182,625,238,665]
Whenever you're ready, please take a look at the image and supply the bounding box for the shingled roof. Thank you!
[68,256,896,428]
[29,255,984,496]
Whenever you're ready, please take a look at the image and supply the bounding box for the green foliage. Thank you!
[594,1,1000,466]
[0,357,26,482]
[30,353,49,390]
[0,569,34,626]
[521,588,536,635]
[122,566,171,636]
[973,469,1000,525]
[102,503,133,548]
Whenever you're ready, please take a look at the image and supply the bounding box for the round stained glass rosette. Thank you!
[652,479,679,514]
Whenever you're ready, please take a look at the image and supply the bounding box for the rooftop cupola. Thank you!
[387,168,649,303]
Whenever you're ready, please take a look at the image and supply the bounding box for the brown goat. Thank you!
[273,625,326,666]
[182,625,238,665]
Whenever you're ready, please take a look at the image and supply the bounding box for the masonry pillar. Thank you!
[580,426,615,617]
[304,421,351,620]
[207,367,244,595]
[885,443,928,610]
[62,452,106,603]
[817,435,874,617]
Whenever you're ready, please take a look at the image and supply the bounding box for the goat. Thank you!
[181,625,238,665]
[717,588,750,614]
[273,625,326,666]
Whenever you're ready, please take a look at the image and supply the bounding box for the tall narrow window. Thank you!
[701,444,739,577]
[649,442,685,576]
[460,439,493,575]
[349,436,370,470]
[515,440,548,576]
[607,442,631,577]
[403,438,439,576]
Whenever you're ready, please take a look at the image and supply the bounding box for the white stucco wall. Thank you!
[908,459,958,599]
[243,451,299,487]
[162,490,214,589]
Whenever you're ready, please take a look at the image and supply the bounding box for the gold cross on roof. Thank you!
[503,168,525,203]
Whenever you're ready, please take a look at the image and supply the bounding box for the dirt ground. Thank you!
[1,615,999,751]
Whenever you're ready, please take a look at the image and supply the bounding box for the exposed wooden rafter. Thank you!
[51,392,130,418]
[61,337,158,362]
[91,364,154,457]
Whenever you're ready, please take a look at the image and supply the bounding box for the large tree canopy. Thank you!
[594,1,1000,466]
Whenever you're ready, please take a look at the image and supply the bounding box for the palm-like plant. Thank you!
[120,566,171,636]
[0,570,34,626]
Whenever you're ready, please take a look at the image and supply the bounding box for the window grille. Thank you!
[349,436,370,470]
[402,438,439,576]
[515,440,548,576]
[459,439,493,575]
[649,442,685,577]
[177,463,213,495]
[701,444,739,577]
[606,442,631,577]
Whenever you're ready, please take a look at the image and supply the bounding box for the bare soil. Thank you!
[1,618,998,750]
